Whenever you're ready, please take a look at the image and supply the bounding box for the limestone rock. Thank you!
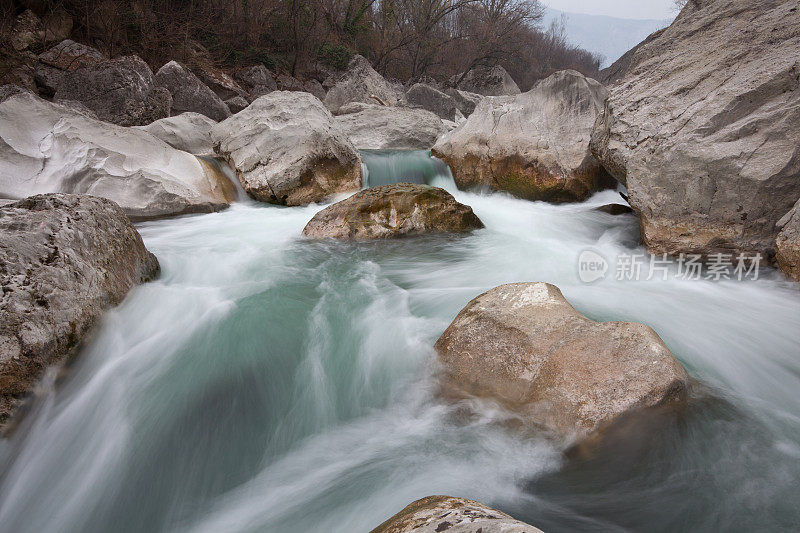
[323,55,406,114]
[225,95,249,114]
[154,61,231,122]
[335,103,447,150]
[213,91,362,206]
[0,194,159,425]
[445,88,483,117]
[38,40,105,72]
[776,200,800,281]
[192,61,246,101]
[0,92,234,220]
[54,55,171,126]
[406,83,459,121]
[590,0,800,258]
[371,496,543,533]
[302,184,483,239]
[435,283,690,440]
[304,79,326,101]
[433,70,613,203]
[136,112,217,155]
[450,65,520,96]
[234,65,277,95]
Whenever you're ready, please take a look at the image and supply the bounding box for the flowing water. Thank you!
[1,151,799,532]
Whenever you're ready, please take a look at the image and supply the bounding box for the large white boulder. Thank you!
[590,0,800,258]
[0,91,235,220]
[335,102,446,150]
[213,91,362,206]
[135,112,217,156]
[433,70,612,203]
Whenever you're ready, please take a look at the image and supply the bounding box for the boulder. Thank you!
[335,103,447,150]
[323,55,406,114]
[38,40,105,71]
[433,70,613,203]
[599,28,667,85]
[234,65,277,95]
[136,112,217,155]
[225,95,249,114]
[776,200,800,281]
[450,65,520,96]
[435,283,689,441]
[0,92,235,220]
[154,61,231,122]
[304,79,326,101]
[276,74,305,91]
[595,203,634,216]
[212,91,362,206]
[445,88,483,117]
[302,184,483,239]
[191,61,246,101]
[0,194,159,425]
[590,0,800,258]
[10,10,42,51]
[371,496,543,533]
[406,83,459,121]
[54,55,171,126]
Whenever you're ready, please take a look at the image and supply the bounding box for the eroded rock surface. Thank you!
[213,91,362,205]
[434,70,612,203]
[302,183,483,239]
[406,83,459,121]
[590,0,800,258]
[435,283,689,441]
[0,92,234,220]
[136,112,217,156]
[0,194,159,426]
[371,496,542,533]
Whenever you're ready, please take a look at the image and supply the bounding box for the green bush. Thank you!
[315,43,353,71]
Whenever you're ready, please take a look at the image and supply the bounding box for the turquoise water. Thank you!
[0,152,799,532]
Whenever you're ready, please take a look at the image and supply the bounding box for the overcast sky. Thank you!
[544,0,676,20]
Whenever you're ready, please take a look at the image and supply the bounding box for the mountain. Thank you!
[542,7,672,68]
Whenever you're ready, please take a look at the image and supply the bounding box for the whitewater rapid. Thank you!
[0,152,798,532]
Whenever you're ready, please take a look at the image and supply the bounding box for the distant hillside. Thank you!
[542,8,671,68]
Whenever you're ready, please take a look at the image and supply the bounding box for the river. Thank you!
[1,151,798,532]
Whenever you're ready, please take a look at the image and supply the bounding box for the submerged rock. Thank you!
[136,112,217,156]
[213,91,362,206]
[450,65,520,96]
[0,92,234,220]
[776,200,800,281]
[54,55,171,126]
[335,103,446,150]
[371,495,543,533]
[590,0,800,258]
[595,203,634,216]
[154,61,231,122]
[302,183,483,240]
[323,55,405,114]
[433,70,613,203]
[0,194,159,426]
[435,283,689,441]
